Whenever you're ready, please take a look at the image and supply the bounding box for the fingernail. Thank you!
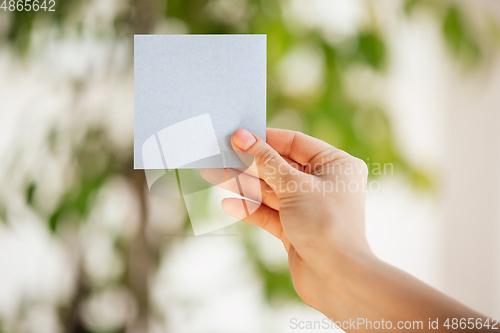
[221,198,248,220]
[233,129,256,151]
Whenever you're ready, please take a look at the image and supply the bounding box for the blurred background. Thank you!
[1,0,500,332]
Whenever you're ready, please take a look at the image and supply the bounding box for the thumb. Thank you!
[232,129,298,194]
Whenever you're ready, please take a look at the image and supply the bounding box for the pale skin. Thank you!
[201,128,495,332]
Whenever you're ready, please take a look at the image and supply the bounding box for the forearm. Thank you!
[320,254,493,332]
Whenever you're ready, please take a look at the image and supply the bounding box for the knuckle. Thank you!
[320,147,345,161]
[259,208,273,230]
[262,186,271,202]
[309,148,344,173]
[255,146,276,166]
[352,157,369,177]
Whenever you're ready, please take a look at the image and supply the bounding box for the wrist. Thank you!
[313,246,380,319]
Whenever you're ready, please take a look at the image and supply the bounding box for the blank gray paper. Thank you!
[134,34,266,169]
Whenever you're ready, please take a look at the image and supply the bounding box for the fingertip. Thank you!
[232,129,257,151]
[221,197,246,220]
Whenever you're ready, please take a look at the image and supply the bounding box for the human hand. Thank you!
[200,128,374,315]
[201,129,491,330]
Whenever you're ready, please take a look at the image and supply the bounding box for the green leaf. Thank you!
[49,209,62,232]
[403,0,421,16]
[357,31,387,71]
[0,203,7,225]
[442,6,481,66]
[25,182,37,206]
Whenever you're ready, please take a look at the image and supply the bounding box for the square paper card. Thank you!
[134,34,266,169]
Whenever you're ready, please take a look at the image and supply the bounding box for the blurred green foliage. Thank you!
[443,6,481,65]
[47,128,122,232]
[357,31,387,70]
[1,0,495,331]
[5,0,489,191]
[405,0,485,68]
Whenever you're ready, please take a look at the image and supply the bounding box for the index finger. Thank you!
[266,128,340,166]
